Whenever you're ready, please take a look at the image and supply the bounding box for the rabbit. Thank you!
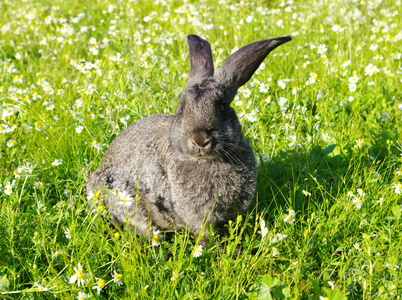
[87,34,292,240]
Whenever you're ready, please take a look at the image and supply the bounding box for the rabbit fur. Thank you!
[87,34,292,239]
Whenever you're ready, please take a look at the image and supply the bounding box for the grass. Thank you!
[1,0,402,299]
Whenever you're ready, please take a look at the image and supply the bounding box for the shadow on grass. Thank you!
[256,127,400,217]
[256,143,350,214]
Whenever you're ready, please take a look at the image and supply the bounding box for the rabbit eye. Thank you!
[218,104,224,112]
[180,105,184,114]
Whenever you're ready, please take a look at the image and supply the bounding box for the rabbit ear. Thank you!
[186,35,214,87]
[214,36,292,99]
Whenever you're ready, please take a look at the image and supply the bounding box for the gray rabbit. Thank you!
[87,34,292,239]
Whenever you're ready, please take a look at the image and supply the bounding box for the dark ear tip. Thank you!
[187,34,203,44]
[270,36,292,45]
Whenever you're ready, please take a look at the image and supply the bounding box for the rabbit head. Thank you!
[171,35,292,159]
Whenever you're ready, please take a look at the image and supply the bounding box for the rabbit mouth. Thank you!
[187,143,219,159]
[191,153,218,160]
[188,147,217,158]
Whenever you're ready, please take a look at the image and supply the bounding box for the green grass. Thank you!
[1,0,402,299]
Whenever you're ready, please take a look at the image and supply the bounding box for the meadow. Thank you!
[1,0,402,299]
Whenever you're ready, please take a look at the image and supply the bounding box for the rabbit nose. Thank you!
[189,132,212,153]
[190,137,211,148]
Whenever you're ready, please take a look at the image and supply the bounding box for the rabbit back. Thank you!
[87,114,179,236]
